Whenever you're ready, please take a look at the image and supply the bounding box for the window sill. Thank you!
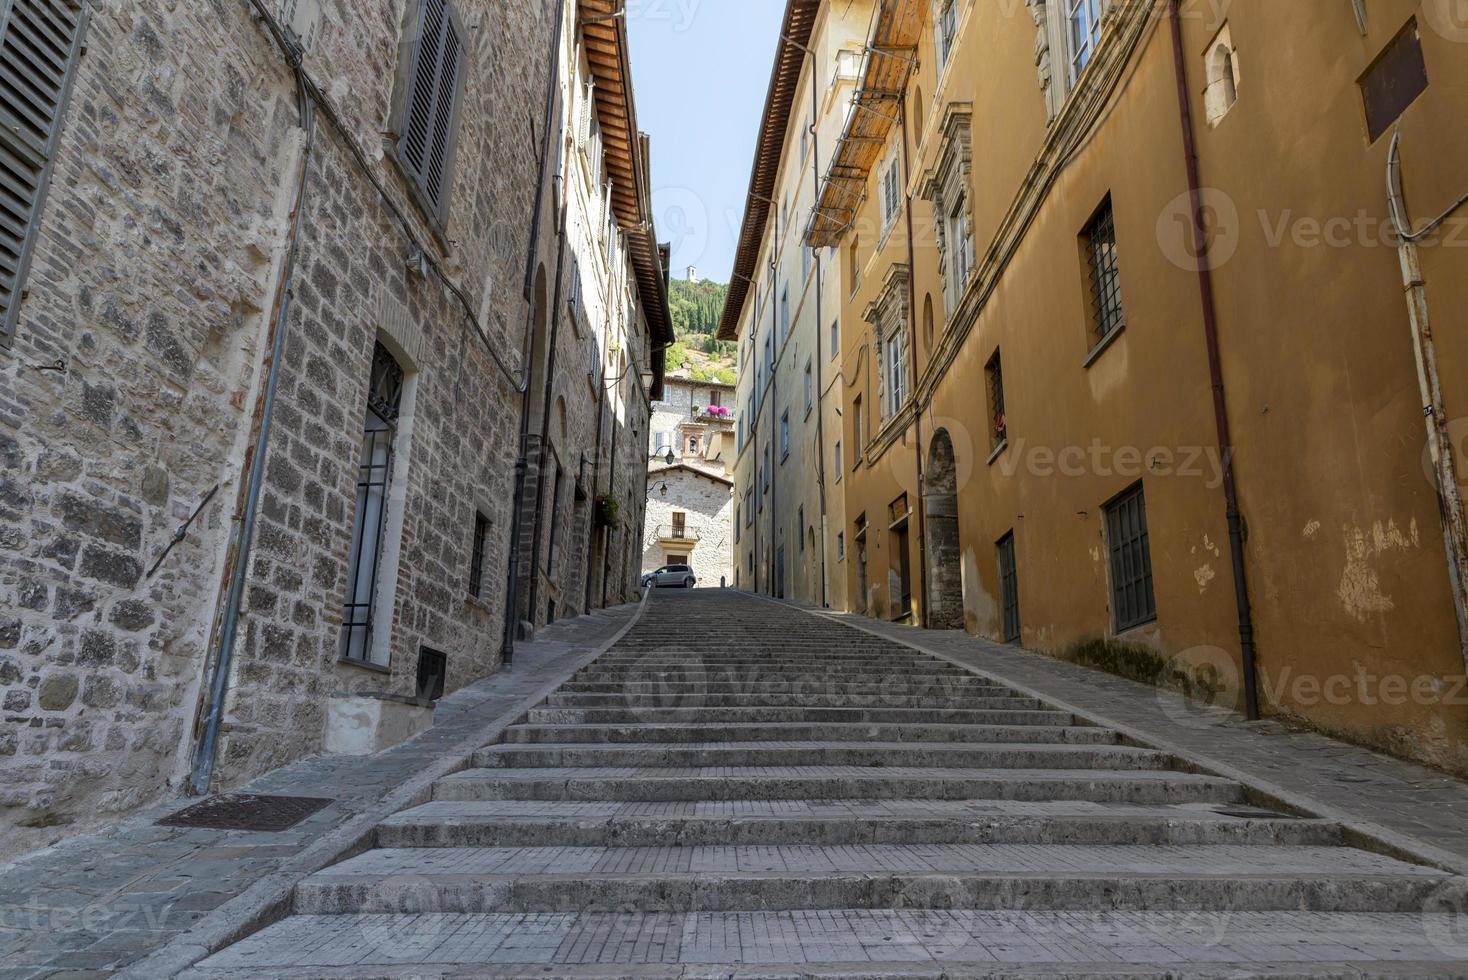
[337,656,392,676]
[1113,615,1158,637]
[986,438,1010,466]
[464,594,494,616]
[1082,325,1125,369]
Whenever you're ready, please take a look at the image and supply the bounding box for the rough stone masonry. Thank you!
[0,0,652,861]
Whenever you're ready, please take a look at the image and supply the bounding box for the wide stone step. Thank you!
[470,741,1173,772]
[572,668,975,683]
[559,680,1012,696]
[541,692,1044,709]
[432,766,1245,805]
[291,844,1451,914]
[185,909,1468,977]
[376,799,1343,848]
[499,721,1117,745]
[526,705,1077,725]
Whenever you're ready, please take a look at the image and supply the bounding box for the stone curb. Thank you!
[755,593,1468,878]
[117,591,651,980]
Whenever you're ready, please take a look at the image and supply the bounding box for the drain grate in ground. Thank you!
[157,793,334,832]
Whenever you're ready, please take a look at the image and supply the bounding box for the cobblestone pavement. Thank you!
[791,597,1468,874]
[182,590,1468,978]
[0,601,643,980]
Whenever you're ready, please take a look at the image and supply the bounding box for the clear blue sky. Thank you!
[628,0,786,285]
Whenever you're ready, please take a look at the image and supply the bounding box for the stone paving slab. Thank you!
[182,910,1468,974]
[773,597,1468,875]
[0,602,645,980]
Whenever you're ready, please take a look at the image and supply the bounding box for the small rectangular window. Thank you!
[847,238,861,293]
[391,0,469,228]
[852,395,865,456]
[468,512,491,599]
[1360,18,1429,143]
[780,410,790,460]
[1104,483,1157,632]
[986,351,1007,449]
[804,360,813,413]
[836,531,846,560]
[834,439,843,479]
[830,319,839,359]
[0,0,89,348]
[997,531,1020,642]
[798,506,805,551]
[1083,198,1124,349]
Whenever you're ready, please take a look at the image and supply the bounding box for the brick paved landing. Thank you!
[188,591,1468,978]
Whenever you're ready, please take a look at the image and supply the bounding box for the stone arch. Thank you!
[924,428,964,629]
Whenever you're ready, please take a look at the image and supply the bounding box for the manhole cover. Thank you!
[157,793,333,831]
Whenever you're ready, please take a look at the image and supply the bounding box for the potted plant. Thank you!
[595,493,621,529]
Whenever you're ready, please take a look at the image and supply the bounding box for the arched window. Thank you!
[1204,25,1239,126]
[923,294,935,351]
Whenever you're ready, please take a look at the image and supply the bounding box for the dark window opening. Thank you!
[1083,198,1124,349]
[998,532,1020,643]
[1361,18,1428,143]
[986,351,1006,449]
[1104,482,1157,632]
[468,511,490,599]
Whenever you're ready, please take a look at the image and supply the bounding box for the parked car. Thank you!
[642,564,697,589]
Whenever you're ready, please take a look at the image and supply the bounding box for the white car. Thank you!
[643,564,696,589]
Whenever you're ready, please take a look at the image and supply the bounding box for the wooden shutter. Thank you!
[0,0,87,347]
[397,0,466,223]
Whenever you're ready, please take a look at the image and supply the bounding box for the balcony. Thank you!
[656,525,701,544]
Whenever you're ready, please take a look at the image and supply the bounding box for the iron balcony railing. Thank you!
[656,524,701,542]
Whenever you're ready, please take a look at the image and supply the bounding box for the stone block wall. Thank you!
[0,0,567,860]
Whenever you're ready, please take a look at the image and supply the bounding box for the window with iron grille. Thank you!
[836,531,845,561]
[391,0,468,229]
[1083,198,1124,348]
[997,531,1020,642]
[780,409,790,460]
[342,344,407,664]
[467,511,491,599]
[0,0,88,348]
[1104,482,1156,631]
[986,351,1007,449]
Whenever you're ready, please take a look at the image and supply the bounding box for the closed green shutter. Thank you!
[0,0,87,348]
[396,0,466,226]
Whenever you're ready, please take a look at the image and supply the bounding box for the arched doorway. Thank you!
[924,428,963,629]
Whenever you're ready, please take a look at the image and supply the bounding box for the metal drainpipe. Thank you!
[1167,0,1260,719]
[806,52,831,609]
[190,88,315,797]
[526,185,571,625]
[503,0,568,666]
[1387,134,1468,672]
[601,386,620,607]
[899,91,928,629]
[768,245,781,597]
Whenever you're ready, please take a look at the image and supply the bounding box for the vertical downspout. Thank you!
[899,91,928,628]
[191,78,315,796]
[1167,0,1260,718]
[768,243,781,596]
[504,0,568,665]
[602,388,620,607]
[807,49,830,609]
[1387,134,1468,670]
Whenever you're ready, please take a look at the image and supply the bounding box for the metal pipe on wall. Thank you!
[899,90,928,629]
[1166,0,1260,719]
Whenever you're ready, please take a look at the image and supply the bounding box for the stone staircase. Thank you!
[188,591,1467,978]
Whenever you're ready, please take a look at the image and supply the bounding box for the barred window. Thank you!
[1084,198,1124,348]
[1104,483,1156,631]
[986,351,1007,449]
[998,531,1020,642]
[468,512,491,599]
